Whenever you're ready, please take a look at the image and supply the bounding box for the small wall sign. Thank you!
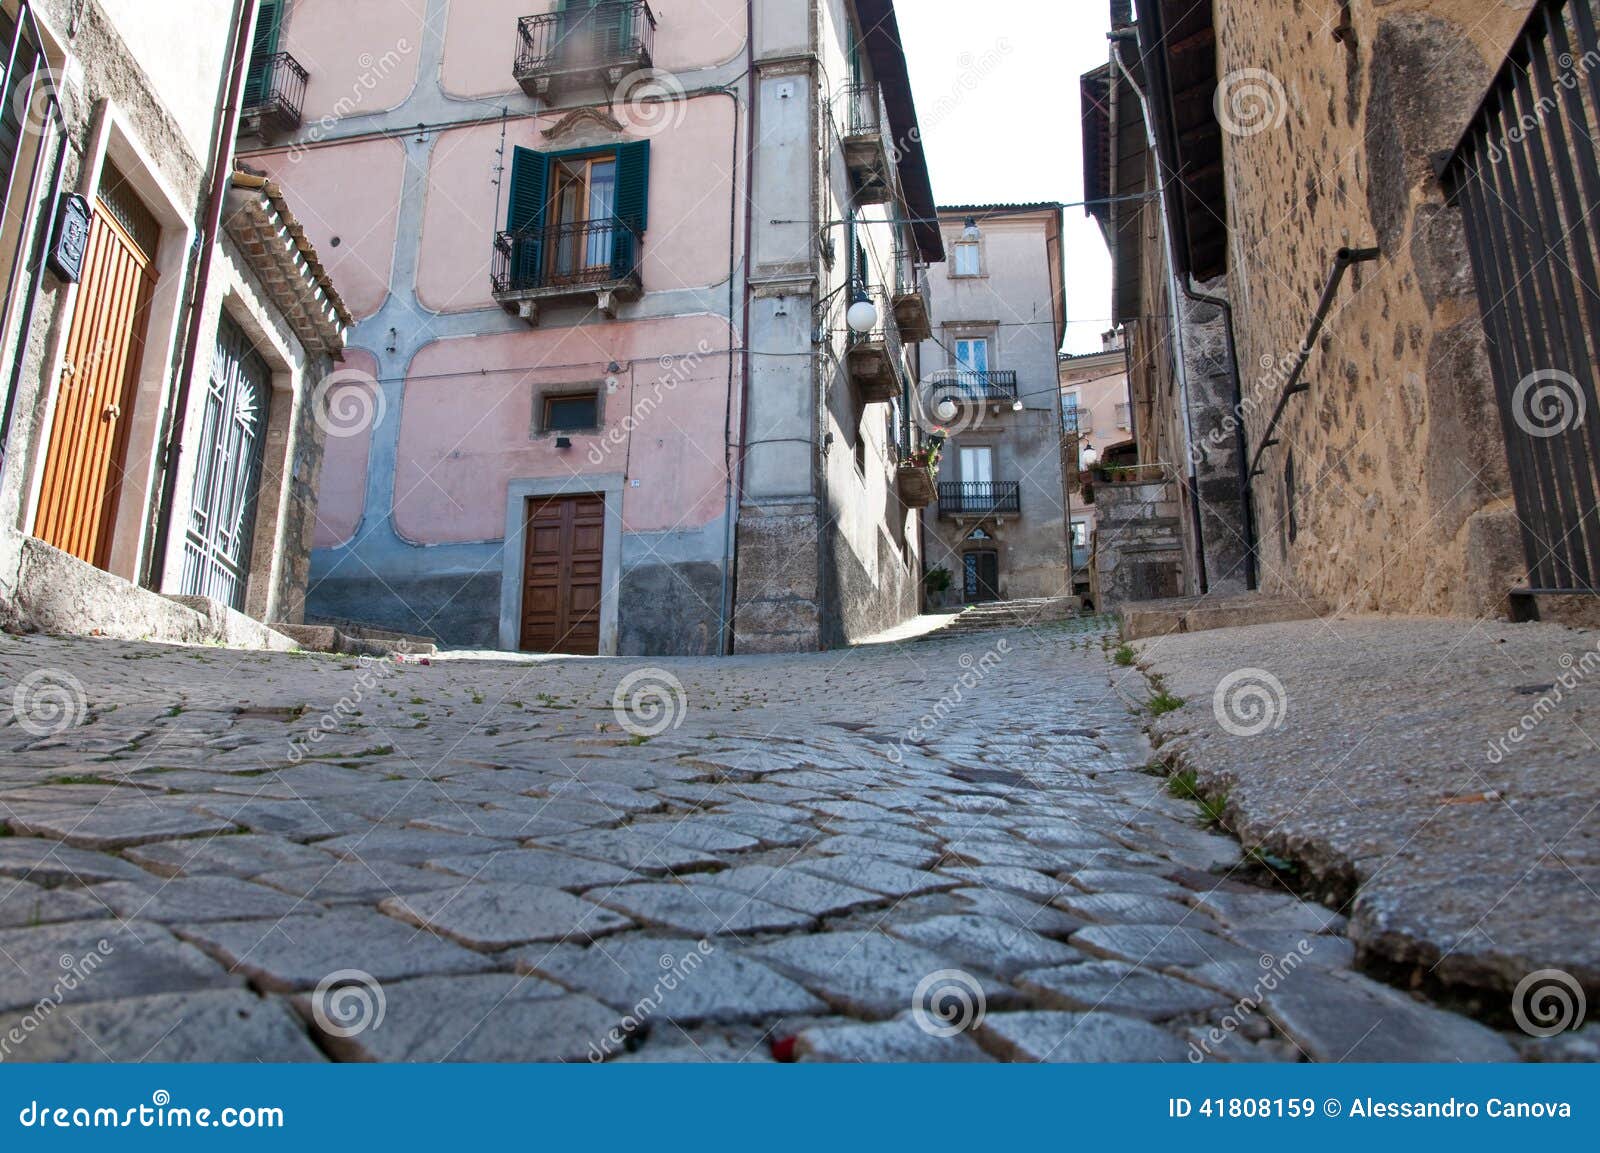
[47,193,91,284]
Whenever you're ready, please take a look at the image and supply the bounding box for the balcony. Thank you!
[891,261,932,343]
[928,369,1019,408]
[836,82,892,204]
[514,1,656,99]
[491,218,643,326]
[240,52,307,140]
[845,285,907,404]
[937,481,1022,520]
[896,462,937,508]
[1062,405,1092,435]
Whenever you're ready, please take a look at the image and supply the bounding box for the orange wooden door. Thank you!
[520,494,605,654]
[33,190,158,567]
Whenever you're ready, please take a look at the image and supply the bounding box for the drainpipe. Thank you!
[143,0,258,591]
[719,0,756,657]
[1111,30,1206,594]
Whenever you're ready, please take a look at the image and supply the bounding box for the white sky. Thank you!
[898,0,1114,355]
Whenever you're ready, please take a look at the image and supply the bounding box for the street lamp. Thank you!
[846,290,879,335]
[1081,443,1099,468]
[1011,398,1024,412]
[961,216,981,243]
[934,396,958,422]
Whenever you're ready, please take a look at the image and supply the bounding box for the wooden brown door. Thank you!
[33,172,159,568]
[520,494,605,654]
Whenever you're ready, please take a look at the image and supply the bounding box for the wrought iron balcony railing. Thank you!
[835,82,892,203]
[492,218,642,295]
[937,481,1022,519]
[837,81,887,139]
[515,2,655,94]
[929,369,1019,402]
[242,52,307,136]
[844,282,907,403]
[1062,405,1092,434]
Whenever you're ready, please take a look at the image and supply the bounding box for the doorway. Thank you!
[963,550,999,603]
[520,493,605,654]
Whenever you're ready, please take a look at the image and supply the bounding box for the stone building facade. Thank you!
[1084,0,1569,620]
[1059,338,1133,603]
[917,204,1069,608]
[251,0,942,656]
[0,0,347,646]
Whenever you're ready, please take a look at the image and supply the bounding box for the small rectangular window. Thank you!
[544,392,599,432]
[953,242,980,277]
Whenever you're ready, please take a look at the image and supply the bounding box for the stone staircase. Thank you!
[930,596,1082,637]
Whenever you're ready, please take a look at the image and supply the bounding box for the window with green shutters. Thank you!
[244,0,284,107]
[504,141,650,288]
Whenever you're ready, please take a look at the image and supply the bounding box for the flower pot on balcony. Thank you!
[896,462,937,508]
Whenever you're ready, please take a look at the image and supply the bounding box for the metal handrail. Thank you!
[492,217,643,294]
[929,369,1019,401]
[937,481,1022,517]
[515,1,656,76]
[243,51,308,130]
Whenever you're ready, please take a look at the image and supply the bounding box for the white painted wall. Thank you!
[98,0,234,160]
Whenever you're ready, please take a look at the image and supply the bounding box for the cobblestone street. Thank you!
[0,621,1521,1062]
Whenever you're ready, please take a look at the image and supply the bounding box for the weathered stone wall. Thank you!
[1090,478,1185,610]
[1214,0,1529,617]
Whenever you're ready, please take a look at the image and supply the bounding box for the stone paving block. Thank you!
[174,910,497,991]
[296,974,618,1061]
[125,835,336,878]
[89,876,306,922]
[530,828,725,874]
[1071,923,1262,970]
[821,820,941,847]
[408,809,588,841]
[747,930,1009,1019]
[1017,960,1229,1021]
[698,864,884,917]
[1185,888,1347,935]
[942,865,1069,901]
[885,914,1081,979]
[517,936,826,1024]
[488,796,625,828]
[793,856,959,899]
[6,804,239,850]
[0,920,237,1013]
[1257,968,1518,1062]
[977,1011,1190,1062]
[191,798,370,841]
[1228,930,1355,970]
[697,813,818,848]
[794,1014,994,1062]
[422,849,636,891]
[380,883,630,949]
[0,879,109,927]
[948,888,1086,941]
[594,882,812,937]
[256,858,460,902]
[0,990,323,1062]
[314,828,514,865]
[1053,891,1201,926]
[812,835,941,868]
[1062,868,1190,900]
[645,819,762,854]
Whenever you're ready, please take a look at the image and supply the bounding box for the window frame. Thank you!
[540,389,602,434]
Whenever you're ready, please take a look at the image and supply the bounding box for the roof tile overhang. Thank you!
[223,169,351,359]
[855,0,943,263]
[1082,39,1151,326]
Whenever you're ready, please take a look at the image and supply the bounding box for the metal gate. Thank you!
[180,316,272,610]
[1440,0,1600,595]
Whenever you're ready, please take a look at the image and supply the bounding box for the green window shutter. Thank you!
[506,146,550,287]
[244,0,284,106]
[614,140,650,231]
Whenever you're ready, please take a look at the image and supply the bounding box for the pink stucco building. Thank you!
[241,0,942,654]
